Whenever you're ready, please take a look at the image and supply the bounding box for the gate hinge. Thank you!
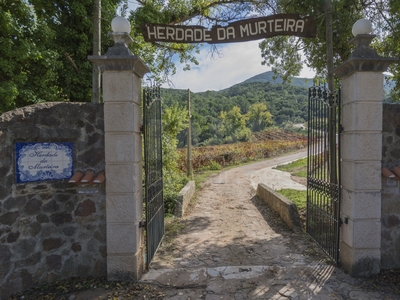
[339,124,344,134]
[339,217,349,227]
[139,221,146,228]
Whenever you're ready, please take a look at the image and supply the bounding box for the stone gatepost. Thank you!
[89,18,150,280]
[334,29,397,276]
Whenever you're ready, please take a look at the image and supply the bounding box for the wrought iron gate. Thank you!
[143,85,164,268]
[306,85,341,264]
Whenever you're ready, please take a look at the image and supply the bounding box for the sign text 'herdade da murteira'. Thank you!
[142,14,316,44]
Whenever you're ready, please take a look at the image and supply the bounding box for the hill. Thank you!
[162,73,310,147]
[238,71,313,88]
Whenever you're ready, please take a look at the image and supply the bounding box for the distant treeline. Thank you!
[161,81,309,147]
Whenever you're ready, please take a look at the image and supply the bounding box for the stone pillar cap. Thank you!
[333,34,398,78]
[88,55,150,78]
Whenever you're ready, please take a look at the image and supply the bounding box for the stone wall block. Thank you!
[381,194,400,215]
[353,72,383,101]
[341,189,381,219]
[103,72,135,102]
[42,238,64,251]
[104,102,135,132]
[7,231,20,243]
[42,200,60,213]
[80,146,105,168]
[342,102,382,132]
[46,254,62,270]
[16,238,37,258]
[340,242,381,277]
[353,220,381,248]
[342,133,381,161]
[107,223,140,254]
[342,72,383,104]
[107,252,143,281]
[50,212,73,226]
[341,161,381,191]
[24,199,42,215]
[0,211,20,226]
[15,252,41,269]
[105,163,141,194]
[74,199,96,217]
[107,192,143,223]
[105,133,141,163]
[382,214,400,228]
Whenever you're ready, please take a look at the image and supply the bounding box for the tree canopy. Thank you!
[0,0,121,112]
[1,0,399,113]
[130,0,399,97]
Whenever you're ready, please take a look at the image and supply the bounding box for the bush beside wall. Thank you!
[0,103,105,298]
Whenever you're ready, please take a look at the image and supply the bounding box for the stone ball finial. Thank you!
[111,16,131,34]
[352,19,373,36]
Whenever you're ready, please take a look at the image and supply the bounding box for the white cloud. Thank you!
[162,40,315,92]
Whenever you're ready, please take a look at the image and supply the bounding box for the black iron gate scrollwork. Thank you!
[143,85,164,268]
[307,85,341,264]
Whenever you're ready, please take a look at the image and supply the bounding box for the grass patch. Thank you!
[193,169,220,189]
[162,215,185,250]
[292,169,307,177]
[274,156,307,178]
[274,157,307,173]
[277,189,307,211]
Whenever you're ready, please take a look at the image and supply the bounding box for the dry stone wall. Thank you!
[0,102,105,298]
[381,103,400,269]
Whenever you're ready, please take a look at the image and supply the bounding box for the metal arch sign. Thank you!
[142,14,316,44]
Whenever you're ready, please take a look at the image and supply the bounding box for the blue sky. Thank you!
[162,41,315,92]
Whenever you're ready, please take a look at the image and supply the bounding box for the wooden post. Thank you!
[92,0,101,103]
[187,89,193,178]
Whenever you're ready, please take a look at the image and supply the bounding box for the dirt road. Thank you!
[142,150,400,299]
[150,149,310,270]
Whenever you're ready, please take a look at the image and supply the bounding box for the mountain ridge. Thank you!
[237,71,313,88]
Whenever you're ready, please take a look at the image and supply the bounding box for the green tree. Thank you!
[259,0,400,98]
[0,0,60,112]
[219,106,251,143]
[246,103,273,132]
[29,0,122,102]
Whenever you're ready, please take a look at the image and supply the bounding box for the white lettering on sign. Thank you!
[296,20,305,32]
[239,19,305,37]
[143,15,315,44]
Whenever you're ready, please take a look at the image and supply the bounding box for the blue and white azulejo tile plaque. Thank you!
[16,142,74,183]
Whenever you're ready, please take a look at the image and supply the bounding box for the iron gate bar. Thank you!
[143,85,164,269]
[306,85,341,264]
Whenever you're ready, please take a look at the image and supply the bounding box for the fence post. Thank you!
[333,20,397,276]
[89,17,150,280]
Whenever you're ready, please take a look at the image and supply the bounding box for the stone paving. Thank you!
[141,151,400,299]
